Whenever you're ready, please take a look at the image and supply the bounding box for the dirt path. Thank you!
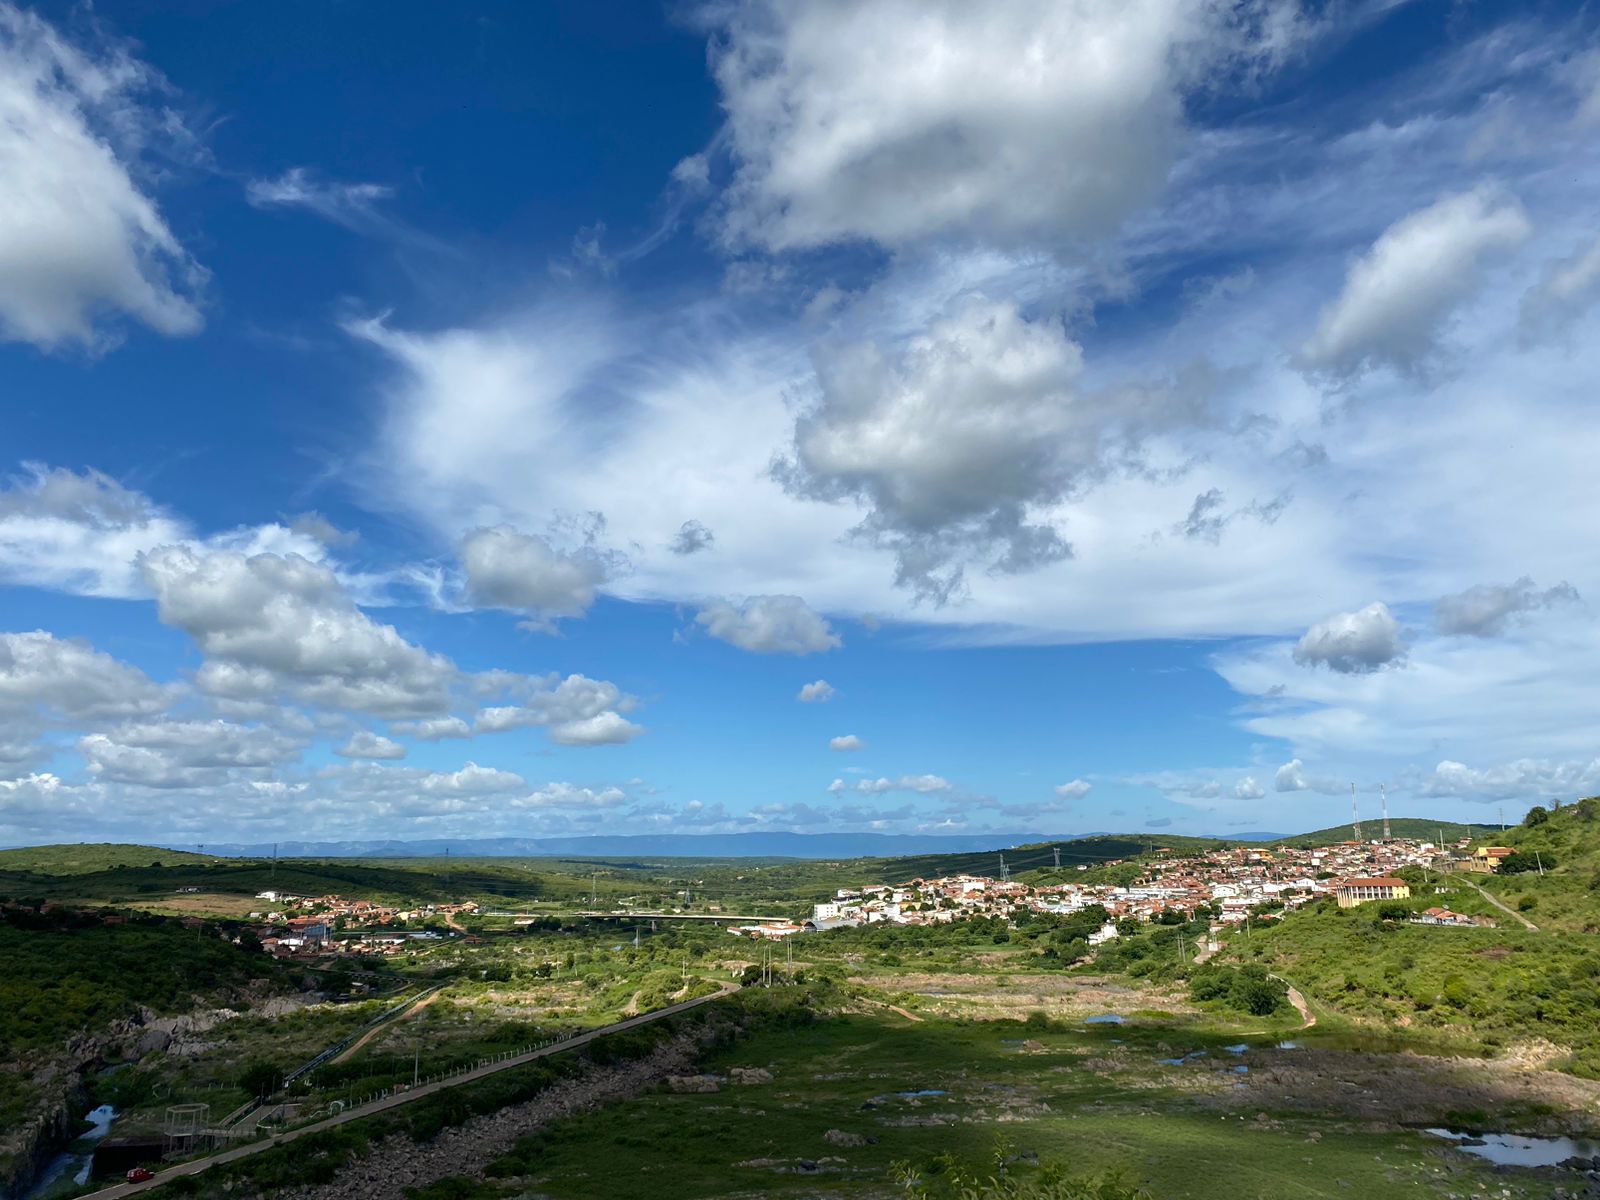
[75,982,739,1200]
[1280,980,1316,1029]
[1461,877,1539,930]
[330,988,443,1066]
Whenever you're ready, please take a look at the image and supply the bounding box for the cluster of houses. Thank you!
[725,837,1506,942]
[248,890,477,957]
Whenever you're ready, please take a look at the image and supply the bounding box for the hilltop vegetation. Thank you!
[1475,796,1600,932]
[1224,804,1600,1076]
[0,855,552,907]
[1269,818,1500,848]
[879,835,1224,884]
[0,842,216,874]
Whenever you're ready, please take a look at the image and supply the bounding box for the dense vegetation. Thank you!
[0,855,550,906]
[0,907,283,1056]
[1234,893,1600,1073]
[1479,795,1600,932]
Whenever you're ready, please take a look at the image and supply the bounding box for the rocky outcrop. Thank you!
[666,1074,721,1093]
[1,990,314,1200]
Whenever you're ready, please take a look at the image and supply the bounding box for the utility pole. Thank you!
[1380,784,1391,842]
[271,842,277,880]
[1498,807,1505,833]
[1350,783,1362,842]
[999,854,1009,883]
[1535,850,1545,877]
[1053,846,1061,870]
[591,872,598,907]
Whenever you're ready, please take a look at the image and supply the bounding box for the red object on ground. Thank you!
[126,1166,155,1183]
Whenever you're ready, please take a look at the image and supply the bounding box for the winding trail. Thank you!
[1459,877,1539,931]
[1284,982,1317,1030]
[1267,974,1317,1029]
[329,988,443,1066]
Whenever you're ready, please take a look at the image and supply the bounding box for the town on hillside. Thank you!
[728,836,1508,941]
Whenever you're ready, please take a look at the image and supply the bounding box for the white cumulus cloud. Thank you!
[1434,577,1579,638]
[459,525,610,629]
[1293,602,1405,674]
[696,594,841,655]
[0,3,204,348]
[702,0,1301,251]
[1299,186,1530,377]
[335,731,407,760]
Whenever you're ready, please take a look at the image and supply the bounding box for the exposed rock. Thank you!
[666,1075,721,1094]
[729,1066,773,1084]
[823,1129,864,1147]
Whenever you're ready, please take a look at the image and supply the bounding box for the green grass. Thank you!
[0,843,216,873]
[1226,896,1600,1074]
[469,1012,1515,1200]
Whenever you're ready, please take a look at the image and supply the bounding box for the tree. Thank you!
[1498,851,1553,875]
[1522,805,1550,827]
[239,1060,283,1099]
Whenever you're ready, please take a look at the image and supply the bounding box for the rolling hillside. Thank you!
[1469,796,1600,933]
[0,842,223,874]
[876,834,1226,883]
[1270,817,1500,848]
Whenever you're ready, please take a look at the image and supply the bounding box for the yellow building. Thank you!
[1335,876,1411,908]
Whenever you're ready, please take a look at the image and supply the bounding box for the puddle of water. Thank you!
[1084,1014,1125,1025]
[1224,1044,1249,1054]
[1233,1064,1249,1074]
[1425,1128,1600,1168]
[897,1089,948,1098]
[1156,1050,1208,1065]
[1276,1040,1301,1050]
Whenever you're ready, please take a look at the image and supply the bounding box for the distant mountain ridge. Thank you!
[10,818,1507,864]
[143,831,1102,860]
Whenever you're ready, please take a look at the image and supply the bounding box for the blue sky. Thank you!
[3,0,1599,846]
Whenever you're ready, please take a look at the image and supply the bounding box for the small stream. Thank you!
[22,1105,117,1199]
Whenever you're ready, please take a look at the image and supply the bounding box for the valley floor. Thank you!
[222,1008,1599,1200]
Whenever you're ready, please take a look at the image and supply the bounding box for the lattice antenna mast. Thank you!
[1351,783,1363,841]
[1381,784,1391,841]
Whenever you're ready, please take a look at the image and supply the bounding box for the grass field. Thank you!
[465,1012,1530,1200]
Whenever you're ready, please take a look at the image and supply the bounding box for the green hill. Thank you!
[0,854,550,906]
[1220,798,1600,1073]
[876,834,1225,883]
[0,842,216,874]
[1269,817,1500,848]
[1466,796,1600,933]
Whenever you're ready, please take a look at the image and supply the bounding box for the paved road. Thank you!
[1459,877,1539,931]
[77,982,739,1200]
